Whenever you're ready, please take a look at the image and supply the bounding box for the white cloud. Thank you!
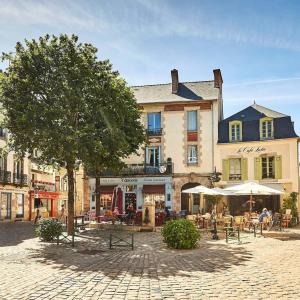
[0,0,106,30]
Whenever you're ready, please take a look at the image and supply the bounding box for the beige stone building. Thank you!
[215,103,299,214]
[89,69,223,214]
[0,129,30,221]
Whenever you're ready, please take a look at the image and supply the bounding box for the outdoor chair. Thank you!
[268,213,282,231]
[282,214,292,228]
[223,215,233,228]
[234,216,245,231]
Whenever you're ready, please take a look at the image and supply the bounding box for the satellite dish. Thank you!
[159,166,166,173]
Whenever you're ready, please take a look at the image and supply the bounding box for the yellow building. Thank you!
[90,69,223,214]
[215,103,299,214]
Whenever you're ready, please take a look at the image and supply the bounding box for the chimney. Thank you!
[213,69,223,88]
[171,69,179,94]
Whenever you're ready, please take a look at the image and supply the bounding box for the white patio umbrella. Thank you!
[182,185,222,195]
[211,187,234,196]
[224,182,283,214]
[182,185,223,214]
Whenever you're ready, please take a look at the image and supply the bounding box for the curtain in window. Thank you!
[188,145,198,163]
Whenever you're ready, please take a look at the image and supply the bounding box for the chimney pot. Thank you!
[171,69,179,94]
[213,69,223,88]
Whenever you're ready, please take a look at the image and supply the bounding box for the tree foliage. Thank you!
[0,34,145,233]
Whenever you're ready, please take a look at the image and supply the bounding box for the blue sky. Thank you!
[1,0,300,133]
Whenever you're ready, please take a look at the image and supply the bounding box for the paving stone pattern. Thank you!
[0,222,300,299]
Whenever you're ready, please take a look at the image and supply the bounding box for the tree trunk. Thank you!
[67,164,75,235]
[95,176,101,216]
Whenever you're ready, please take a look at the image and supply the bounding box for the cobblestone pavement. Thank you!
[1,222,300,300]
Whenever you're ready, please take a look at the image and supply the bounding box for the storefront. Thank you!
[89,176,173,214]
[29,190,60,220]
[216,103,299,213]
[0,188,28,221]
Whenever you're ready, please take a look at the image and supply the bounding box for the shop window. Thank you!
[229,158,242,180]
[0,193,12,219]
[146,146,161,167]
[144,194,165,210]
[187,110,197,131]
[187,145,198,164]
[229,121,242,142]
[260,118,273,139]
[147,112,161,135]
[262,156,275,179]
[16,194,24,218]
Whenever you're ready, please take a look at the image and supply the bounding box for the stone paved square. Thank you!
[1,222,300,300]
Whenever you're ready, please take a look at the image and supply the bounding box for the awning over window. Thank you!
[143,185,165,194]
[100,186,116,194]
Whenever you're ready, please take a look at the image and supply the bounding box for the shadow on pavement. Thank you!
[27,229,253,278]
[0,222,36,247]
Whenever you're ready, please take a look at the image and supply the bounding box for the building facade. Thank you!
[89,69,223,214]
[215,103,299,214]
[0,130,30,221]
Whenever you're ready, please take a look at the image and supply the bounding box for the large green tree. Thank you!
[0,34,145,234]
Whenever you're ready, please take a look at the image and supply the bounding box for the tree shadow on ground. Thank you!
[27,229,253,278]
[0,222,36,247]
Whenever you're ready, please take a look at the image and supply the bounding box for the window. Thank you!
[146,146,161,166]
[262,156,275,179]
[260,118,273,139]
[0,193,12,219]
[229,121,242,142]
[187,111,197,131]
[0,155,7,171]
[147,112,161,135]
[229,158,241,180]
[14,159,24,176]
[16,194,24,218]
[187,145,198,164]
[60,176,68,191]
[0,128,6,138]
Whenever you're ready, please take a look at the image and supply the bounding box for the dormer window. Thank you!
[260,117,273,139]
[229,121,242,142]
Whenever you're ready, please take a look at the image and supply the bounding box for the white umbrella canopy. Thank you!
[224,181,283,214]
[211,187,234,195]
[224,182,284,195]
[182,185,222,195]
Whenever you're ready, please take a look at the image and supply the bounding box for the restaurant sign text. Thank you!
[237,146,267,154]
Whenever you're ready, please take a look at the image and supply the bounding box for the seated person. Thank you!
[258,208,270,223]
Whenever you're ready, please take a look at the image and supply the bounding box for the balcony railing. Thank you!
[100,162,173,177]
[13,173,28,186]
[147,128,162,136]
[229,174,242,181]
[0,170,11,184]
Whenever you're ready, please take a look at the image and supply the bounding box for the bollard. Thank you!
[237,227,240,243]
[109,234,112,249]
[131,233,134,250]
[254,225,256,237]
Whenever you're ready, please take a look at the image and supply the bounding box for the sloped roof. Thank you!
[251,103,287,118]
[132,81,219,104]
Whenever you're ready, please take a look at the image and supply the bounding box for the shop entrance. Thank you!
[181,183,200,214]
[228,195,280,215]
[125,193,136,212]
[0,193,12,220]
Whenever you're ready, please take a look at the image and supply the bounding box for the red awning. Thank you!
[143,185,165,194]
